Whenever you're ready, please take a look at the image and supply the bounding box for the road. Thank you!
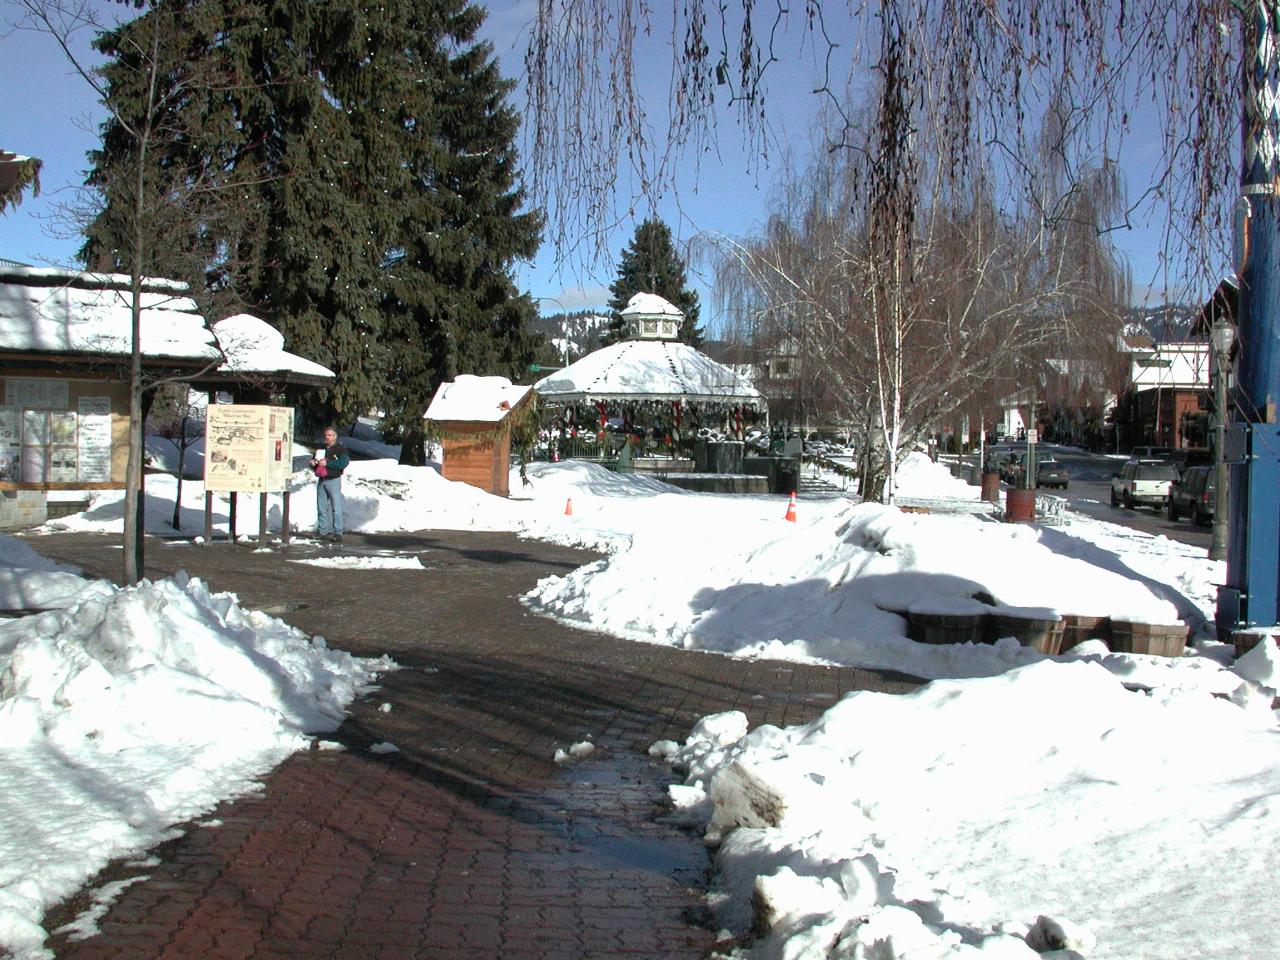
[969,444,1213,551]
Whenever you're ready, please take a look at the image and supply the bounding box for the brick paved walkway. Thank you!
[24,530,920,959]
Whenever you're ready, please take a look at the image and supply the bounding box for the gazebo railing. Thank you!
[530,431,700,465]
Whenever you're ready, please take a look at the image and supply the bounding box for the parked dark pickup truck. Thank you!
[1167,465,1217,525]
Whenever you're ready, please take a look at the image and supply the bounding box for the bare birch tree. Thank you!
[712,83,1130,501]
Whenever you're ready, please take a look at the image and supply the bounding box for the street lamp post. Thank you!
[531,294,568,367]
[1211,316,1235,562]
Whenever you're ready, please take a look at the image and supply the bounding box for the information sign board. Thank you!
[204,404,294,492]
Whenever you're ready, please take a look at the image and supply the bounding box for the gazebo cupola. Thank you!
[621,292,683,341]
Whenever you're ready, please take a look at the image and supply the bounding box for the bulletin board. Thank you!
[0,378,126,487]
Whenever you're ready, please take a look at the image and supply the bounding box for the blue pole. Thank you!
[1223,1,1280,630]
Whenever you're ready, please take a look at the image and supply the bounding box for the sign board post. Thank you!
[203,404,294,544]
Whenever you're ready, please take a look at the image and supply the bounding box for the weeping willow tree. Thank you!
[709,77,1131,501]
[524,1,1240,293]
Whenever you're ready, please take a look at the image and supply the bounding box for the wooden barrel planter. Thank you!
[980,472,1002,502]
[1004,486,1036,522]
[1109,621,1188,657]
[1230,630,1280,659]
[906,600,990,645]
[987,605,1065,655]
[1060,614,1111,652]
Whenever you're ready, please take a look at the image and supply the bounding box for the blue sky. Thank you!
[1,1,1203,333]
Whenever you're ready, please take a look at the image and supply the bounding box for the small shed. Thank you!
[425,375,533,497]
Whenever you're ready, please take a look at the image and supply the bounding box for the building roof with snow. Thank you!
[1129,341,1210,390]
[0,265,218,364]
[210,313,334,386]
[425,375,532,424]
[0,267,334,386]
[0,150,41,212]
[533,338,763,406]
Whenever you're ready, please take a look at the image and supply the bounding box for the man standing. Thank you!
[311,426,350,542]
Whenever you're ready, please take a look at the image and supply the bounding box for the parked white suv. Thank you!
[1111,459,1180,510]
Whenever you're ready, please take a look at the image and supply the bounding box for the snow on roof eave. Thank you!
[537,389,764,406]
[4,344,217,365]
[196,367,335,387]
[0,264,191,294]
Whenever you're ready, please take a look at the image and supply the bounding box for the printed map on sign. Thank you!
[204,404,293,492]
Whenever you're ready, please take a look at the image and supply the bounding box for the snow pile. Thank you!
[38,460,523,539]
[0,555,392,959]
[38,453,1227,686]
[525,484,1213,681]
[290,555,426,570]
[0,537,96,612]
[665,660,1280,960]
[893,451,982,500]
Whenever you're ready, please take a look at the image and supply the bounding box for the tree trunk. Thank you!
[172,412,188,531]
[124,274,143,584]
[398,421,427,466]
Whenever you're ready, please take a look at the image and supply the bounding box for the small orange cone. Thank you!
[784,491,797,522]
[565,497,574,516]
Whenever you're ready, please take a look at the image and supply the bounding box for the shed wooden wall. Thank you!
[441,420,511,497]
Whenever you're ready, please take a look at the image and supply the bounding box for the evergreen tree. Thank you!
[381,0,542,463]
[83,0,541,453]
[604,217,703,346]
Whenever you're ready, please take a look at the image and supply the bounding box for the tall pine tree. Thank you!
[604,218,703,346]
[83,0,541,449]
[380,0,541,463]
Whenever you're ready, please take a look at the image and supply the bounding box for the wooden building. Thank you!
[0,266,333,530]
[425,375,533,497]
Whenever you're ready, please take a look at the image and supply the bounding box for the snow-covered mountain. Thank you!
[531,310,613,363]
[1121,303,1197,342]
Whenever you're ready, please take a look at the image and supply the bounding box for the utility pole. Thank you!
[1211,314,1234,562]
[1219,1,1280,633]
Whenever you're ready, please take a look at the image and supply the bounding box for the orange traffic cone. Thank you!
[784,491,797,522]
[565,497,574,516]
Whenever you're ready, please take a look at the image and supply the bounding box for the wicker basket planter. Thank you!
[1059,614,1111,652]
[1109,621,1188,657]
[987,606,1065,655]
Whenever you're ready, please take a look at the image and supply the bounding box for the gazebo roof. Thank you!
[620,292,683,319]
[533,338,762,406]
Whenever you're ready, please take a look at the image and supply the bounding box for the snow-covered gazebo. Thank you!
[532,293,764,462]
